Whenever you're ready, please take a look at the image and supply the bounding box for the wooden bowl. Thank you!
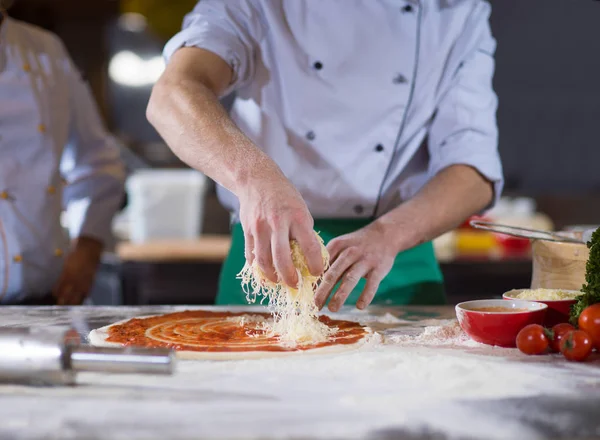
[531,240,589,291]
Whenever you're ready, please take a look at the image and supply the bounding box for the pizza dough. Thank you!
[88,310,376,360]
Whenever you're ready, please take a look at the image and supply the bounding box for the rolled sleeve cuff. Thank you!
[163,27,242,96]
[429,142,504,211]
[66,198,119,246]
[64,172,125,246]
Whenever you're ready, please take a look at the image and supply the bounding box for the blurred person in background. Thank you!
[148,0,503,310]
[0,0,125,305]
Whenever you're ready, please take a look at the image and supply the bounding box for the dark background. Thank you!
[491,0,600,196]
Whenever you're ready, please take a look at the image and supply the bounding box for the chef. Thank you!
[0,4,126,305]
[147,0,503,310]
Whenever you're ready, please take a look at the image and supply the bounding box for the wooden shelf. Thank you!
[116,235,231,263]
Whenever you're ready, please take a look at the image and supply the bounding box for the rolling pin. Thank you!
[0,327,175,385]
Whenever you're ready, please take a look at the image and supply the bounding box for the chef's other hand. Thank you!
[314,220,399,312]
[237,170,324,287]
[52,236,103,305]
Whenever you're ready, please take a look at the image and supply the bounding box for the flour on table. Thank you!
[387,320,483,347]
[78,329,591,440]
[367,312,405,324]
[7,307,600,440]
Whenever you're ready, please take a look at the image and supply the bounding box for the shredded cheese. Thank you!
[225,315,266,327]
[237,232,337,347]
[513,288,583,301]
[225,315,270,339]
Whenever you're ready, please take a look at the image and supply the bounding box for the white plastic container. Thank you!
[126,169,207,243]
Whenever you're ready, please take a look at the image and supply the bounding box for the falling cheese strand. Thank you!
[237,232,337,347]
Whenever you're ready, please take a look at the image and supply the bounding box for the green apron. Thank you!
[216,219,445,306]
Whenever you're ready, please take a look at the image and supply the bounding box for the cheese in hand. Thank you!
[238,232,336,346]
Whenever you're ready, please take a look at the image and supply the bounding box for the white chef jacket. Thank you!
[0,16,125,303]
[164,0,503,222]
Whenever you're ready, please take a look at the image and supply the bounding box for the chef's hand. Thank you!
[237,170,324,287]
[314,220,402,312]
[52,236,103,305]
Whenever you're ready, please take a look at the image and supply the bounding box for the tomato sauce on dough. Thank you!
[106,310,368,352]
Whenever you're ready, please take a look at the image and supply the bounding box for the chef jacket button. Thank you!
[0,191,9,200]
[22,63,31,72]
[13,255,22,263]
[313,61,323,70]
[306,131,316,141]
[353,205,364,215]
[47,185,56,195]
[38,124,46,133]
[402,4,414,13]
[375,144,384,152]
[54,248,63,257]
[393,74,407,84]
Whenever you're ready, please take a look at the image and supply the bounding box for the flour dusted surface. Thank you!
[388,320,483,347]
[5,306,600,440]
[77,317,595,440]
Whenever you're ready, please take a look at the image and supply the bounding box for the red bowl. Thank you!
[502,290,579,327]
[456,299,547,347]
[494,234,531,254]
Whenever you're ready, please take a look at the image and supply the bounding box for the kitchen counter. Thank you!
[1,305,599,440]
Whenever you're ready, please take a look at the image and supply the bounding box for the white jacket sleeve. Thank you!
[60,49,126,245]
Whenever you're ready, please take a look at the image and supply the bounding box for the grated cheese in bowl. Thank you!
[508,288,583,301]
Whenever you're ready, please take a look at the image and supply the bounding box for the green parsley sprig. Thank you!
[570,227,600,325]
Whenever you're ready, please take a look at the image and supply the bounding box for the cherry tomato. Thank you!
[516,324,549,355]
[560,330,593,362]
[578,304,600,350]
[550,323,575,353]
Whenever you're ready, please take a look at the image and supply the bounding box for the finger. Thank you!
[326,237,345,263]
[356,270,385,310]
[62,286,80,306]
[244,230,255,264]
[253,228,278,283]
[272,228,298,287]
[67,282,92,305]
[291,223,323,277]
[314,249,357,309]
[329,264,368,312]
[51,273,66,299]
[55,283,73,306]
[64,288,86,306]
[71,292,87,306]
